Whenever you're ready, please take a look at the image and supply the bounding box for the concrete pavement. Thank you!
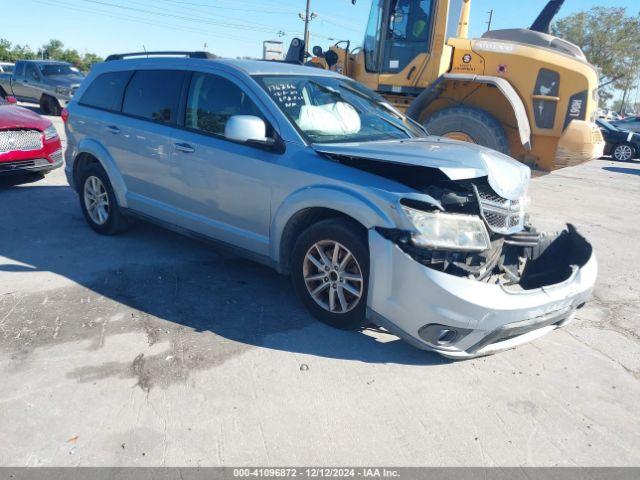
[0,111,639,466]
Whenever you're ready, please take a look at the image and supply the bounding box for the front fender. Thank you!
[74,138,128,208]
[270,184,397,265]
[407,73,532,151]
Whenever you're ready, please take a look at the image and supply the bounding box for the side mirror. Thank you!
[5,96,17,104]
[312,45,324,57]
[225,115,267,143]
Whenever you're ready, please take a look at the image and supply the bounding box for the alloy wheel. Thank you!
[614,144,633,161]
[83,175,110,225]
[303,240,364,314]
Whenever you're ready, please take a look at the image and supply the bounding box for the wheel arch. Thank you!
[271,186,395,274]
[407,74,532,151]
[72,138,128,207]
[612,141,639,160]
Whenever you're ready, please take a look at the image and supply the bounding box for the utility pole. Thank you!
[299,0,317,57]
[486,9,494,32]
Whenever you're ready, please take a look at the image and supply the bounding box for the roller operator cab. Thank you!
[311,0,604,171]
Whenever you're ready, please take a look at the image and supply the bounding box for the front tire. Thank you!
[291,218,369,330]
[424,106,510,155]
[78,164,129,235]
[612,142,635,162]
[39,96,50,115]
[40,95,62,116]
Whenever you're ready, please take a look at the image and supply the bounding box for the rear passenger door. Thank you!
[77,69,133,156]
[104,69,189,215]
[166,71,274,255]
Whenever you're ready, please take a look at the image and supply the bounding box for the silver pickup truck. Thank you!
[0,60,84,115]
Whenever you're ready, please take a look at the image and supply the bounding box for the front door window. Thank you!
[382,0,433,73]
[364,0,384,72]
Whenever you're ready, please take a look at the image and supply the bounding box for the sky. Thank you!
[4,0,639,61]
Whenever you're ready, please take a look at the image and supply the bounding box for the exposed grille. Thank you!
[474,183,524,235]
[0,159,36,172]
[0,129,43,153]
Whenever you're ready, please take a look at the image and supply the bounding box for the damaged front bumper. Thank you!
[366,226,597,359]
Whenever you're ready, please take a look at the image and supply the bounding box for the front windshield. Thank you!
[2,64,14,73]
[256,75,426,144]
[39,64,82,77]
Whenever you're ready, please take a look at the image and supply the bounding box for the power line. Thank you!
[32,0,259,45]
[123,0,285,31]
[157,0,298,15]
[76,0,279,34]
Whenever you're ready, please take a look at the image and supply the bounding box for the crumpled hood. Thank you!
[314,137,531,200]
[0,105,50,131]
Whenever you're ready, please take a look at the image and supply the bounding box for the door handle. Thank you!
[107,125,120,134]
[174,142,195,153]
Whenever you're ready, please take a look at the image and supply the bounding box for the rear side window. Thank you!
[185,72,262,136]
[80,71,132,112]
[122,70,186,124]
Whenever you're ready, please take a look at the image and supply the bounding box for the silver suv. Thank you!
[64,52,596,358]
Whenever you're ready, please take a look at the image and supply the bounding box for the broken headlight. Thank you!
[402,206,491,252]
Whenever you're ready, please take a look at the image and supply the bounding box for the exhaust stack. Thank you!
[530,0,566,34]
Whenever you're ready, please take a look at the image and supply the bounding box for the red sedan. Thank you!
[0,96,62,175]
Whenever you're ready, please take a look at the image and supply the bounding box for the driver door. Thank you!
[12,63,40,102]
[166,71,275,255]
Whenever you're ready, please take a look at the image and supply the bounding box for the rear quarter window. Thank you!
[80,71,133,112]
[122,70,186,124]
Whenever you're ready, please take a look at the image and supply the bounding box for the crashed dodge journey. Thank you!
[64,57,597,359]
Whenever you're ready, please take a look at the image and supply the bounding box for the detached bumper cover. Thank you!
[366,228,597,358]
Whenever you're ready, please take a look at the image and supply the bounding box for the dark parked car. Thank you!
[596,119,640,162]
[611,115,640,133]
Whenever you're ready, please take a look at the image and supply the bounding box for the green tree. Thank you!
[0,39,12,61]
[59,48,83,69]
[11,45,37,60]
[552,7,640,107]
[40,39,65,60]
[81,53,103,71]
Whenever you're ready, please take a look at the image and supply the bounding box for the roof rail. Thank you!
[105,51,215,61]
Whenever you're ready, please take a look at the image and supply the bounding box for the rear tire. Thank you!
[78,164,130,235]
[612,142,635,162]
[291,218,369,330]
[424,106,510,155]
